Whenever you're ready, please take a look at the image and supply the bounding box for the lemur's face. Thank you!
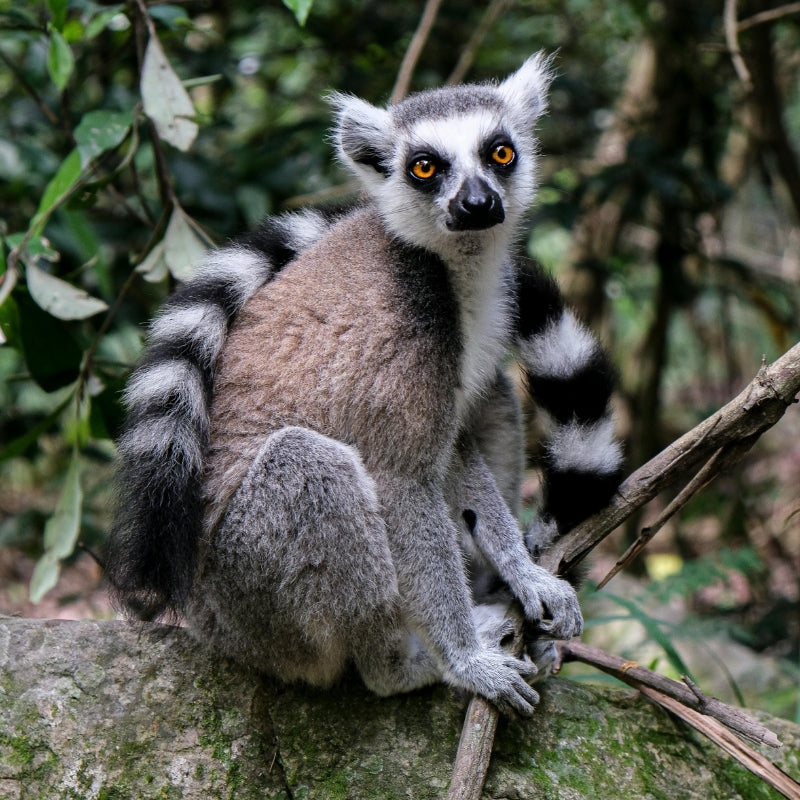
[387,107,539,244]
[404,118,516,233]
[332,56,551,255]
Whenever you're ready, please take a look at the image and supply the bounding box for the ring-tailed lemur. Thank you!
[106,55,623,716]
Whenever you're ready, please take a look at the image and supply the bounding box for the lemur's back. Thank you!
[204,207,462,528]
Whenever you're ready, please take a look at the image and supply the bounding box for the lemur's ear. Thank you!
[498,52,554,126]
[328,93,393,176]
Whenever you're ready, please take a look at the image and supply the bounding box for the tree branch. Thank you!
[724,0,753,90]
[738,2,800,31]
[0,47,59,126]
[448,604,523,800]
[596,435,756,589]
[390,0,444,103]
[449,343,800,794]
[541,342,800,579]
[446,0,511,86]
[559,640,781,748]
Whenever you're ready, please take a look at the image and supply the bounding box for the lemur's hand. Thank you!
[520,568,583,641]
[449,648,540,717]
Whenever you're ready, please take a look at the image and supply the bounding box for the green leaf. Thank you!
[16,293,83,392]
[47,28,75,91]
[67,388,93,450]
[30,553,60,605]
[26,260,108,320]
[148,4,192,29]
[74,109,133,168]
[46,0,67,31]
[1,7,39,26]
[6,233,60,264]
[0,292,22,351]
[282,0,314,25]
[62,18,84,43]
[84,5,126,39]
[141,35,198,152]
[135,240,168,283]
[43,450,82,559]
[30,449,83,603]
[163,207,210,281]
[30,148,82,236]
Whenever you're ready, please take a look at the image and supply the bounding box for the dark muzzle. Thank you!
[447,177,505,231]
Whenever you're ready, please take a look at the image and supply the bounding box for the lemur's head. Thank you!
[330,55,552,254]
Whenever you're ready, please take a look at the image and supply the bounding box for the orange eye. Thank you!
[491,144,515,166]
[411,159,437,180]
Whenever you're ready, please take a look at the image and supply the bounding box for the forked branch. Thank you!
[541,342,800,579]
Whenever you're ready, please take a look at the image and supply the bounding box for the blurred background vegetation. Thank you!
[0,0,798,720]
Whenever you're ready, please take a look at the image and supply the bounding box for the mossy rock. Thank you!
[0,617,797,799]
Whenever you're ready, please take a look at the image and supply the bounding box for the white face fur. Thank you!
[331,55,552,260]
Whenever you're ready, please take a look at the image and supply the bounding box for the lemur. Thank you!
[106,55,623,717]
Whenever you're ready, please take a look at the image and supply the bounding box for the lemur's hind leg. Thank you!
[186,426,441,694]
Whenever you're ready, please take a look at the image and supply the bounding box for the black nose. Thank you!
[448,177,505,231]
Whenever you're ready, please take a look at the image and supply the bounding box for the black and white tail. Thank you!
[105,209,339,620]
[515,260,624,558]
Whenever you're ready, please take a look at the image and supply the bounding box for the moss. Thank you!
[97,788,128,800]
[720,757,788,800]
[0,732,59,787]
[4,619,799,800]
[316,767,351,799]
[1,732,37,768]
[189,670,279,798]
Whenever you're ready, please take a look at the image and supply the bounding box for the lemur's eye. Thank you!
[491,144,515,166]
[410,159,438,180]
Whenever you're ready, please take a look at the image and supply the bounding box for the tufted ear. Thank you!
[498,52,554,126]
[327,92,394,177]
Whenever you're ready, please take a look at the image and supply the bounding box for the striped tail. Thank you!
[514,260,624,559]
[105,209,338,620]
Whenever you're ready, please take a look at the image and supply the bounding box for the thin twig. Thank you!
[130,0,178,211]
[448,696,502,800]
[446,0,511,86]
[448,604,523,800]
[390,0,444,103]
[724,0,753,90]
[131,0,159,39]
[559,640,782,748]
[738,2,800,31]
[596,432,759,589]
[0,48,60,125]
[597,445,727,588]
